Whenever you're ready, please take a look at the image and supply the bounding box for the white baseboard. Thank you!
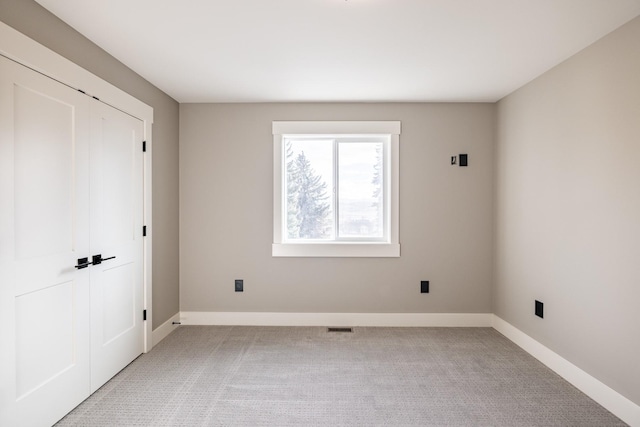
[179,311,493,327]
[492,315,639,427]
[151,312,181,348]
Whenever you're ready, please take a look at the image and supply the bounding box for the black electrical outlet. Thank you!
[421,280,430,293]
[235,279,243,292]
[459,154,468,167]
[535,300,544,318]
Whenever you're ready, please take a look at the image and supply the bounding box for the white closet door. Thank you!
[89,101,144,392]
[0,56,92,426]
[0,56,146,426]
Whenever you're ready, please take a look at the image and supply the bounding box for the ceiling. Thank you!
[35,0,640,103]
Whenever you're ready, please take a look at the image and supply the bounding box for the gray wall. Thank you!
[180,103,494,313]
[495,16,640,405]
[0,0,180,330]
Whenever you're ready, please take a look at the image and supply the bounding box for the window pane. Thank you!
[284,139,334,240]
[338,142,384,238]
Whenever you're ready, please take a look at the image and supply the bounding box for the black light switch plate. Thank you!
[421,281,429,293]
[535,300,544,318]
[235,279,243,292]
[459,154,468,167]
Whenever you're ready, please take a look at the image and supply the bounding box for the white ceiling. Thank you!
[35,0,640,103]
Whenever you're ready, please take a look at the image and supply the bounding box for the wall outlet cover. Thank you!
[535,300,544,318]
[235,279,243,292]
[421,281,429,293]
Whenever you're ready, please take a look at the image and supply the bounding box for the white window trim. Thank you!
[273,121,400,257]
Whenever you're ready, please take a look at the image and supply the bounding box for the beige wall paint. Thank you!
[495,16,640,405]
[180,103,494,313]
[0,0,180,329]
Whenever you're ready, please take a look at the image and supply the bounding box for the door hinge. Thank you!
[143,225,147,236]
[142,140,147,152]
[143,309,147,321]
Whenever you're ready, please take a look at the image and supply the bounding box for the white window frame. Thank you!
[273,121,400,257]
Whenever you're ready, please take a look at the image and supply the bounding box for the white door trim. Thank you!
[0,21,154,352]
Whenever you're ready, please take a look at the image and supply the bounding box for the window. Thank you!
[273,121,400,257]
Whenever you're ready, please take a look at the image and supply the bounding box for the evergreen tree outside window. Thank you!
[285,140,333,239]
[273,121,400,257]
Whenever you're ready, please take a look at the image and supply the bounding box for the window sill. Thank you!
[272,243,400,258]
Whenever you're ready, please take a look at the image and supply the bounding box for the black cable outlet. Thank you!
[235,279,243,292]
[535,300,544,318]
[421,281,429,293]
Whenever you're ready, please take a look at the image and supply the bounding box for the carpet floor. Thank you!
[56,326,626,426]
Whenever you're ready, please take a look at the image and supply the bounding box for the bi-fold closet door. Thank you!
[0,55,144,427]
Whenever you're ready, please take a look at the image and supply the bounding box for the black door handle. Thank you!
[75,257,91,269]
[92,254,116,265]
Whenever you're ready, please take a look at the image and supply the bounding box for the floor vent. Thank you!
[327,327,353,333]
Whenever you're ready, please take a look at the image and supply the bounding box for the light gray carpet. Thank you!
[56,326,626,426]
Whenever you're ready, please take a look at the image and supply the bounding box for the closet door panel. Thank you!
[13,84,74,261]
[90,101,144,393]
[0,56,91,427]
[101,263,136,344]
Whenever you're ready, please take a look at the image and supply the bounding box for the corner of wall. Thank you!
[151,312,181,348]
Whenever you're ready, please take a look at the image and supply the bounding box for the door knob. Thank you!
[92,254,116,265]
[75,257,91,269]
